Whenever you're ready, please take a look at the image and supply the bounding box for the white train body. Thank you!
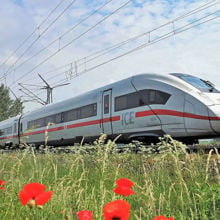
[1,73,220,146]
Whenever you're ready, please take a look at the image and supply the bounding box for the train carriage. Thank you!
[1,72,220,147]
[0,116,20,147]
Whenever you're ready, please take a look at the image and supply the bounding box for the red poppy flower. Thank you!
[77,210,93,220]
[0,180,5,190]
[152,216,175,220]
[103,199,130,220]
[19,182,52,207]
[113,178,135,196]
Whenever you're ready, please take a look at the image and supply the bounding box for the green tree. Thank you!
[0,84,24,121]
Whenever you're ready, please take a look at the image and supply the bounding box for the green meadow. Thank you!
[0,137,219,220]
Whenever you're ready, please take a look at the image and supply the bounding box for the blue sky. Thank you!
[13,0,23,6]
[0,0,219,111]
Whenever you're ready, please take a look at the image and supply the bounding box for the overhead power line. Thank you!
[79,12,220,76]
[0,0,65,70]
[75,0,220,67]
[1,0,77,79]
[25,0,220,86]
[44,8,220,88]
[8,0,131,86]
[22,2,220,103]
[1,0,114,79]
[3,0,219,102]
[19,83,47,105]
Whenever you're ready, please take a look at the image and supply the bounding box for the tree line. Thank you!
[0,84,23,121]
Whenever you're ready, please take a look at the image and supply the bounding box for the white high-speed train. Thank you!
[1,73,220,147]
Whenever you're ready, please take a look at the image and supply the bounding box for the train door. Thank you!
[13,119,18,145]
[18,115,23,145]
[102,89,113,134]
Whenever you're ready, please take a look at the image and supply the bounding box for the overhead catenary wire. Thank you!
[78,10,220,72]
[76,0,220,63]
[1,0,217,86]
[22,0,220,84]
[22,0,220,87]
[24,13,220,106]
[0,0,65,70]
[8,0,131,87]
[1,0,77,79]
[19,83,47,105]
[81,12,220,75]
[3,0,219,101]
[43,9,220,89]
[24,5,220,102]
[0,0,114,80]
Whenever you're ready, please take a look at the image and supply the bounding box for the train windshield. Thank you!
[172,73,219,93]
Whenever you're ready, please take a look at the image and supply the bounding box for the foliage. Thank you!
[0,84,23,121]
[0,137,219,219]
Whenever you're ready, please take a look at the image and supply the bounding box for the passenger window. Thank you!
[139,90,149,105]
[149,90,170,105]
[45,115,55,125]
[55,113,62,123]
[115,89,171,111]
[77,109,81,119]
[115,96,127,111]
[155,91,170,104]
[149,90,156,104]
[81,104,96,118]
[127,93,140,109]
[64,109,77,122]
[104,95,110,114]
[27,103,98,127]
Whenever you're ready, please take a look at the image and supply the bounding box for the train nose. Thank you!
[208,105,220,134]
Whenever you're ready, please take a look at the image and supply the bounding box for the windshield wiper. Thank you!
[201,79,215,92]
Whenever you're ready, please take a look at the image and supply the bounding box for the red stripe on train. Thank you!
[22,116,121,136]
[136,109,220,120]
[67,119,100,129]
[67,116,120,128]
[2,110,220,140]
[23,126,65,136]
[0,135,17,140]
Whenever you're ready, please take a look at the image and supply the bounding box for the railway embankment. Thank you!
[1,135,220,154]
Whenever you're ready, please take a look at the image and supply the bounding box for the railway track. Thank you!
[1,142,220,154]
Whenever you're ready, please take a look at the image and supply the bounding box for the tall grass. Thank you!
[0,139,219,220]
